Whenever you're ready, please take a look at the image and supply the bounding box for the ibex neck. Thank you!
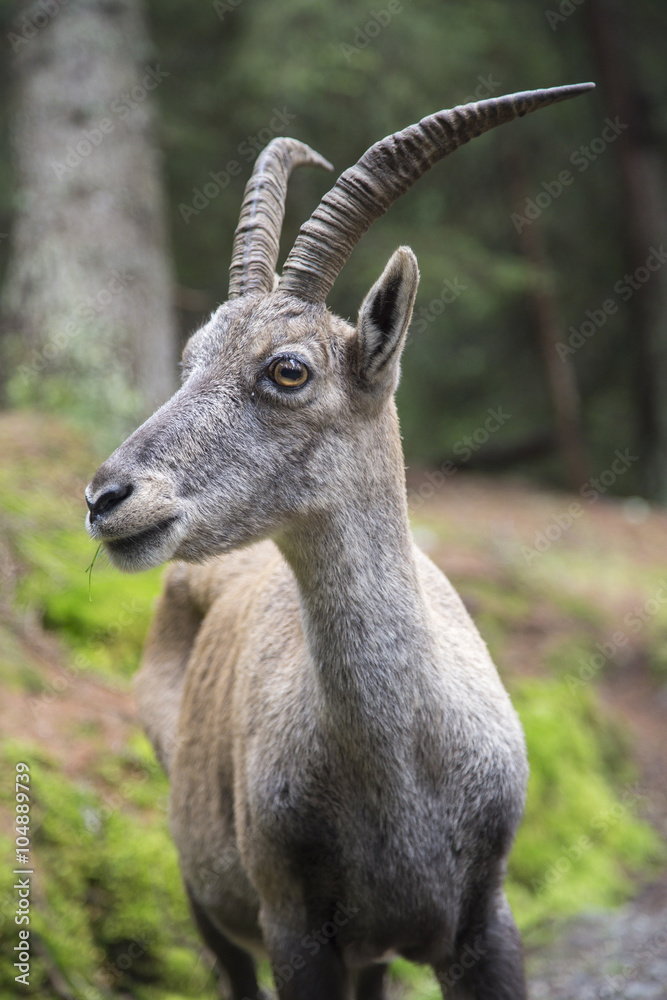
[276,424,436,739]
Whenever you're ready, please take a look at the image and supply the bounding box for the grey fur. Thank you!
[85,87,593,998]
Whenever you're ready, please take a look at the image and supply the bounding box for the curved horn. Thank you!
[279,83,595,303]
[228,138,333,299]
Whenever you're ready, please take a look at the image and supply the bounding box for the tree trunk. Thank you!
[586,0,667,501]
[507,154,590,491]
[1,0,176,433]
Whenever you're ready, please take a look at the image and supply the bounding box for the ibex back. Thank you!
[86,84,594,1000]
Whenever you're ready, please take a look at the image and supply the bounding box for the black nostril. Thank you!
[87,483,134,521]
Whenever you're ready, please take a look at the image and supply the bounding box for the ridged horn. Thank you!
[228,138,333,299]
[279,83,595,303]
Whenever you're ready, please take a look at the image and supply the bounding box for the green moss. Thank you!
[544,588,606,629]
[458,577,533,623]
[456,576,534,662]
[94,736,171,816]
[506,679,664,936]
[388,959,441,999]
[0,414,164,681]
[545,635,601,679]
[0,742,215,1000]
[0,622,51,694]
[648,639,667,680]
[14,532,164,679]
[645,599,667,680]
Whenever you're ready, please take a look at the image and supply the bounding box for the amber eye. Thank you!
[268,357,309,388]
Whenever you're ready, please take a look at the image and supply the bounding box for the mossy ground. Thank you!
[1,412,665,999]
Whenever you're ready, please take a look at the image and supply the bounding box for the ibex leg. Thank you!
[187,888,264,1000]
[261,909,351,1000]
[434,894,525,1000]
[354,962,388,1000]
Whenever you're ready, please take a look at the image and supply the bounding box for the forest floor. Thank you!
[2,412,667,998]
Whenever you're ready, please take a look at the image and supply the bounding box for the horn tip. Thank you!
[308,148,334,173]
[518,81,597,104]
[456,81,596,120]
[543,81,596,97]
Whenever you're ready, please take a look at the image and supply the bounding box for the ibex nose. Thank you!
[86,482,134,522]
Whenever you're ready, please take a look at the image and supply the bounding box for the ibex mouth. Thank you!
[103,516,180,566]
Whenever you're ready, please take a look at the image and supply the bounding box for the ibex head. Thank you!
[86,84,593,570]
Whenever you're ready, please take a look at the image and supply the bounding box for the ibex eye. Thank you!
[268,357,309,388]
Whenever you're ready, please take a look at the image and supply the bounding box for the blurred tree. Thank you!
[0,0,665,495]
[0,0,176,433]
[507,152,590,491]
[586,0,667,501]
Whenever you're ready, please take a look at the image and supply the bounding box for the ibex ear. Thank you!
[356,246,419,386]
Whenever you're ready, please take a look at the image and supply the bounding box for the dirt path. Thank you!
[527,890,667,999]
[526,664,667,999]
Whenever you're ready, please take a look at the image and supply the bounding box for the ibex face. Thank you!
[86,85,594,572]
[85,247,417,571]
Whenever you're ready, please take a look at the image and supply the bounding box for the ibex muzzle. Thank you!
[86,84,594,1000]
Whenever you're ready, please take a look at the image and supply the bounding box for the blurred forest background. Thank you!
[0,0,666,497]
[1,0,667,998]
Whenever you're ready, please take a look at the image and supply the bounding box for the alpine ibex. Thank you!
[86,84,593,999]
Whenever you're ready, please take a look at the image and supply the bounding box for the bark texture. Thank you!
[2,0,176,424]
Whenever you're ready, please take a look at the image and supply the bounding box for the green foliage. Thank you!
[457,576,533,661]
[648,637,667,681]
[643,595,667,681]
[16,534,163,678]
[5,367,148,454]
[388,958,441,1000]
[0,413,164,682]
[0,619,50,694]
[506,679,663,936]
[0,741,215,999]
